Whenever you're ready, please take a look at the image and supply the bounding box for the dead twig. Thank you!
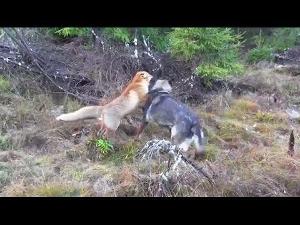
[288,130,295,157]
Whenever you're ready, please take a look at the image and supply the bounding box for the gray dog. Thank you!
[136,80,206,159]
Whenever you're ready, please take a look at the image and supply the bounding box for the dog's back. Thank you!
[143,89,205,157]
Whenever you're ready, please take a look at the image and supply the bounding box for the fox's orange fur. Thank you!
[56,71,153,137]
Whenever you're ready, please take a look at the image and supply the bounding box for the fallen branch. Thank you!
[136,139,214,185]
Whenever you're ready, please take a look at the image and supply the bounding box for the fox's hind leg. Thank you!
[135,121,149,139]
[99,115,119,139]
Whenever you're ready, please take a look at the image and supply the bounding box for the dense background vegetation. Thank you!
[1,27,300,197]
[45,27,300,80]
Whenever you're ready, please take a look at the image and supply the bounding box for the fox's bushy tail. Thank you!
[56,106,103,121]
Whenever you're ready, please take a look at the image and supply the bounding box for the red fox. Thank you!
[56,71,153,137]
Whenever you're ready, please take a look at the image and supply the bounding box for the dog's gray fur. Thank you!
[137,80,205,157]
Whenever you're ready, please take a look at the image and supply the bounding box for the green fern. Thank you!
[95,138,114,155]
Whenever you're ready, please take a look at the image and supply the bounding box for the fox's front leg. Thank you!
[96,121,117,140]
[95,118,104,135]
[96,126,113,139]
[95,119,109,138]
[103,128,117,140]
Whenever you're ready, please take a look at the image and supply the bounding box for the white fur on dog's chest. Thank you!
[145,99,156,122]
[145,105,152,121]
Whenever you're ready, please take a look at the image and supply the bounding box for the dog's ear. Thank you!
[155,67,162,78]
[151,79,172,92]
[141,53,162,78]
[141,60,151,73]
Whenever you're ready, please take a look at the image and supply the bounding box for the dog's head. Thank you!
[151,79,172,93]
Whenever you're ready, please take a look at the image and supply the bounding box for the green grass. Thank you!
[0,76,11,93]
[0,135,11,151]
[28,184,84,197]
[204,144,220,161]
[224,98,258,120]
[0,162,12,189]
[105,141,139,165]
[65,99,82,113]
[255,111,276,123]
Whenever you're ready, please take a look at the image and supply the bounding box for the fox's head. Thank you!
[122,71,153,99]
[131,71,153,84]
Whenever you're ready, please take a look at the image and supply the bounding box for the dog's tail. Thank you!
[56,106,103,121]
[191,124,206,155]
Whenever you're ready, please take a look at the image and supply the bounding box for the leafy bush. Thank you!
[139,28,169,51]
[269,28,300,52]
[247,46,273,63]
[47,27,91,38]
[246,28,300,63]
[103,28,132,44]
[102,28,169,49]
[168,28,244,79]
[169,28,242,60]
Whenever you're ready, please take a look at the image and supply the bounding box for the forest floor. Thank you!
[1,65,300,196]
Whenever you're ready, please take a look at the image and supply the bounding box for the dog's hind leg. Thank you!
[178,138,193,152]
[193,134,205,153]
[191,125,206,159]
[170,126,178,142]
[171,125,193,152]
[174,135,194,159]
